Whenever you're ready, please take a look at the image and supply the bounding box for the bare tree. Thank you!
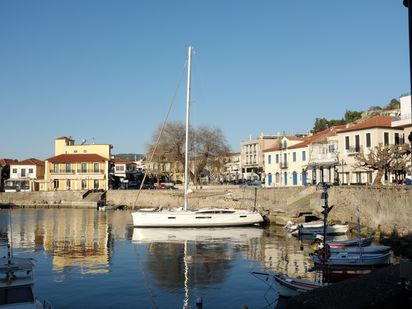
[146,121,230,185]
[354,143,410,185]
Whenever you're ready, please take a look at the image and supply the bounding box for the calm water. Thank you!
[0,208,318,309]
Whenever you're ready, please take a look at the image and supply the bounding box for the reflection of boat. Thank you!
[132,227,263,244]
[131,46,263,228]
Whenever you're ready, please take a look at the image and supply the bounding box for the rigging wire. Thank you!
[132,59,188,208]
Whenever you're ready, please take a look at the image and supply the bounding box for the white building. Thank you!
[240,134,282,182]
[337,116,404,184]
[5,158,45,192]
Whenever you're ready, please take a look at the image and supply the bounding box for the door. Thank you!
[302,172,307,185]
[292,172,298,186]
[284,172,288,186]
[268,173,272,186]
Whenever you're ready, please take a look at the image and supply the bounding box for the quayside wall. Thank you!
[1,186,411,234]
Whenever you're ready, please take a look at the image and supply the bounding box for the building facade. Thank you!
[43,136,113,191]
[337,116,405,185]
[4,158,45,192]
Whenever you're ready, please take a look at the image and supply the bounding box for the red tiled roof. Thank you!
[0,158,18,166]
[13,158,44,166]
[288,126,342,149]
[47,154,107,163]
[337,116,393,133]
[112,158,133,164]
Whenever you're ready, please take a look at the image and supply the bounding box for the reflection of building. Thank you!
[3,209,114,275]
[44,136,113,191]
[5,158,45,192]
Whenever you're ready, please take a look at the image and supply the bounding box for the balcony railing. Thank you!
[279,162,288,169]
[50,169,104,174]
[346,145,363,155]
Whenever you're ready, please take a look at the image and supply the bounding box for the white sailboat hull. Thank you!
[131,208,264,227]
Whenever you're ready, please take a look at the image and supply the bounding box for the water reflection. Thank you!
[0,208,333,308]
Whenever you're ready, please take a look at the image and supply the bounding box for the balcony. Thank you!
[346,145,363,155]
[50,169,104,174]
[279,162,288,169]
[392,113,412,128]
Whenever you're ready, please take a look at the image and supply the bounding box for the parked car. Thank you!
[240,180,262,188]
[142,183,155,190]
[154,184,169,190]
[404,177,412,185]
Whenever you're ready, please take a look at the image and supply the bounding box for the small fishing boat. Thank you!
[0,253,53,308]
[329,245,390,255]
[251,271,327,298]
[287,222,349,236]
[312,251,391,267]
[327,236,374,248]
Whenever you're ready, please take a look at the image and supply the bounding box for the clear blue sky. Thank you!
[0,1,409,160]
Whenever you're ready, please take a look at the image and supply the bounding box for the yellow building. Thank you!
[43,136,113,191]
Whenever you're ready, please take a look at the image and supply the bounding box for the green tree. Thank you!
[344,110,362,123]
[385,98,400,110]
[311,118,329,134]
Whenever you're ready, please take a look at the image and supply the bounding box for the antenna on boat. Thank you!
[184,46,193,211]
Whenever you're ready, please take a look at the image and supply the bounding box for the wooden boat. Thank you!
[251,271,327,298]
[312,251,391,267]
[288,223,349,236]
[329,245,390,255]
[0,255,53,308]
[327,237,374,248]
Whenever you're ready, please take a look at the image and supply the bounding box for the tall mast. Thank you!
[184,46,192,211]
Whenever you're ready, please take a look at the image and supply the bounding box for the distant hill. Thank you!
[113,153,144,161]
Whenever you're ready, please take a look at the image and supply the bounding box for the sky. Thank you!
[0,1,410,160]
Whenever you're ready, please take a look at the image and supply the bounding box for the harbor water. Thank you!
[0,208,326,309]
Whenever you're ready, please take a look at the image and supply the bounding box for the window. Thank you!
[275,154,279,163]
[345,136,350,150]
[94,180,99,189]
[12,168,17,174]
[293,152,296,162]
[66,180,71,190]
[21,169,26,177]
[366,133,371,148]
[268,155,272,164]
[53,164,59,173]
[394,133,400,145]
[302,151,306,161]
[384,132,389,146]
[116,165,124,171]
[94,163,99,173]
[81,179,87,189]
[53,180,59,189]
[28,168,33,174]
[283,140,287,150]
[81,163,87,173]
[355,135,360,152]
[65,163,71,173]
[275,172,280,183]
[283,153,287,163]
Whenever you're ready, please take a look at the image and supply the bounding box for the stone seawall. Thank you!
[1,186,411,234]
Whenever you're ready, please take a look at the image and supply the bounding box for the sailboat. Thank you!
[131,46,264,228]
